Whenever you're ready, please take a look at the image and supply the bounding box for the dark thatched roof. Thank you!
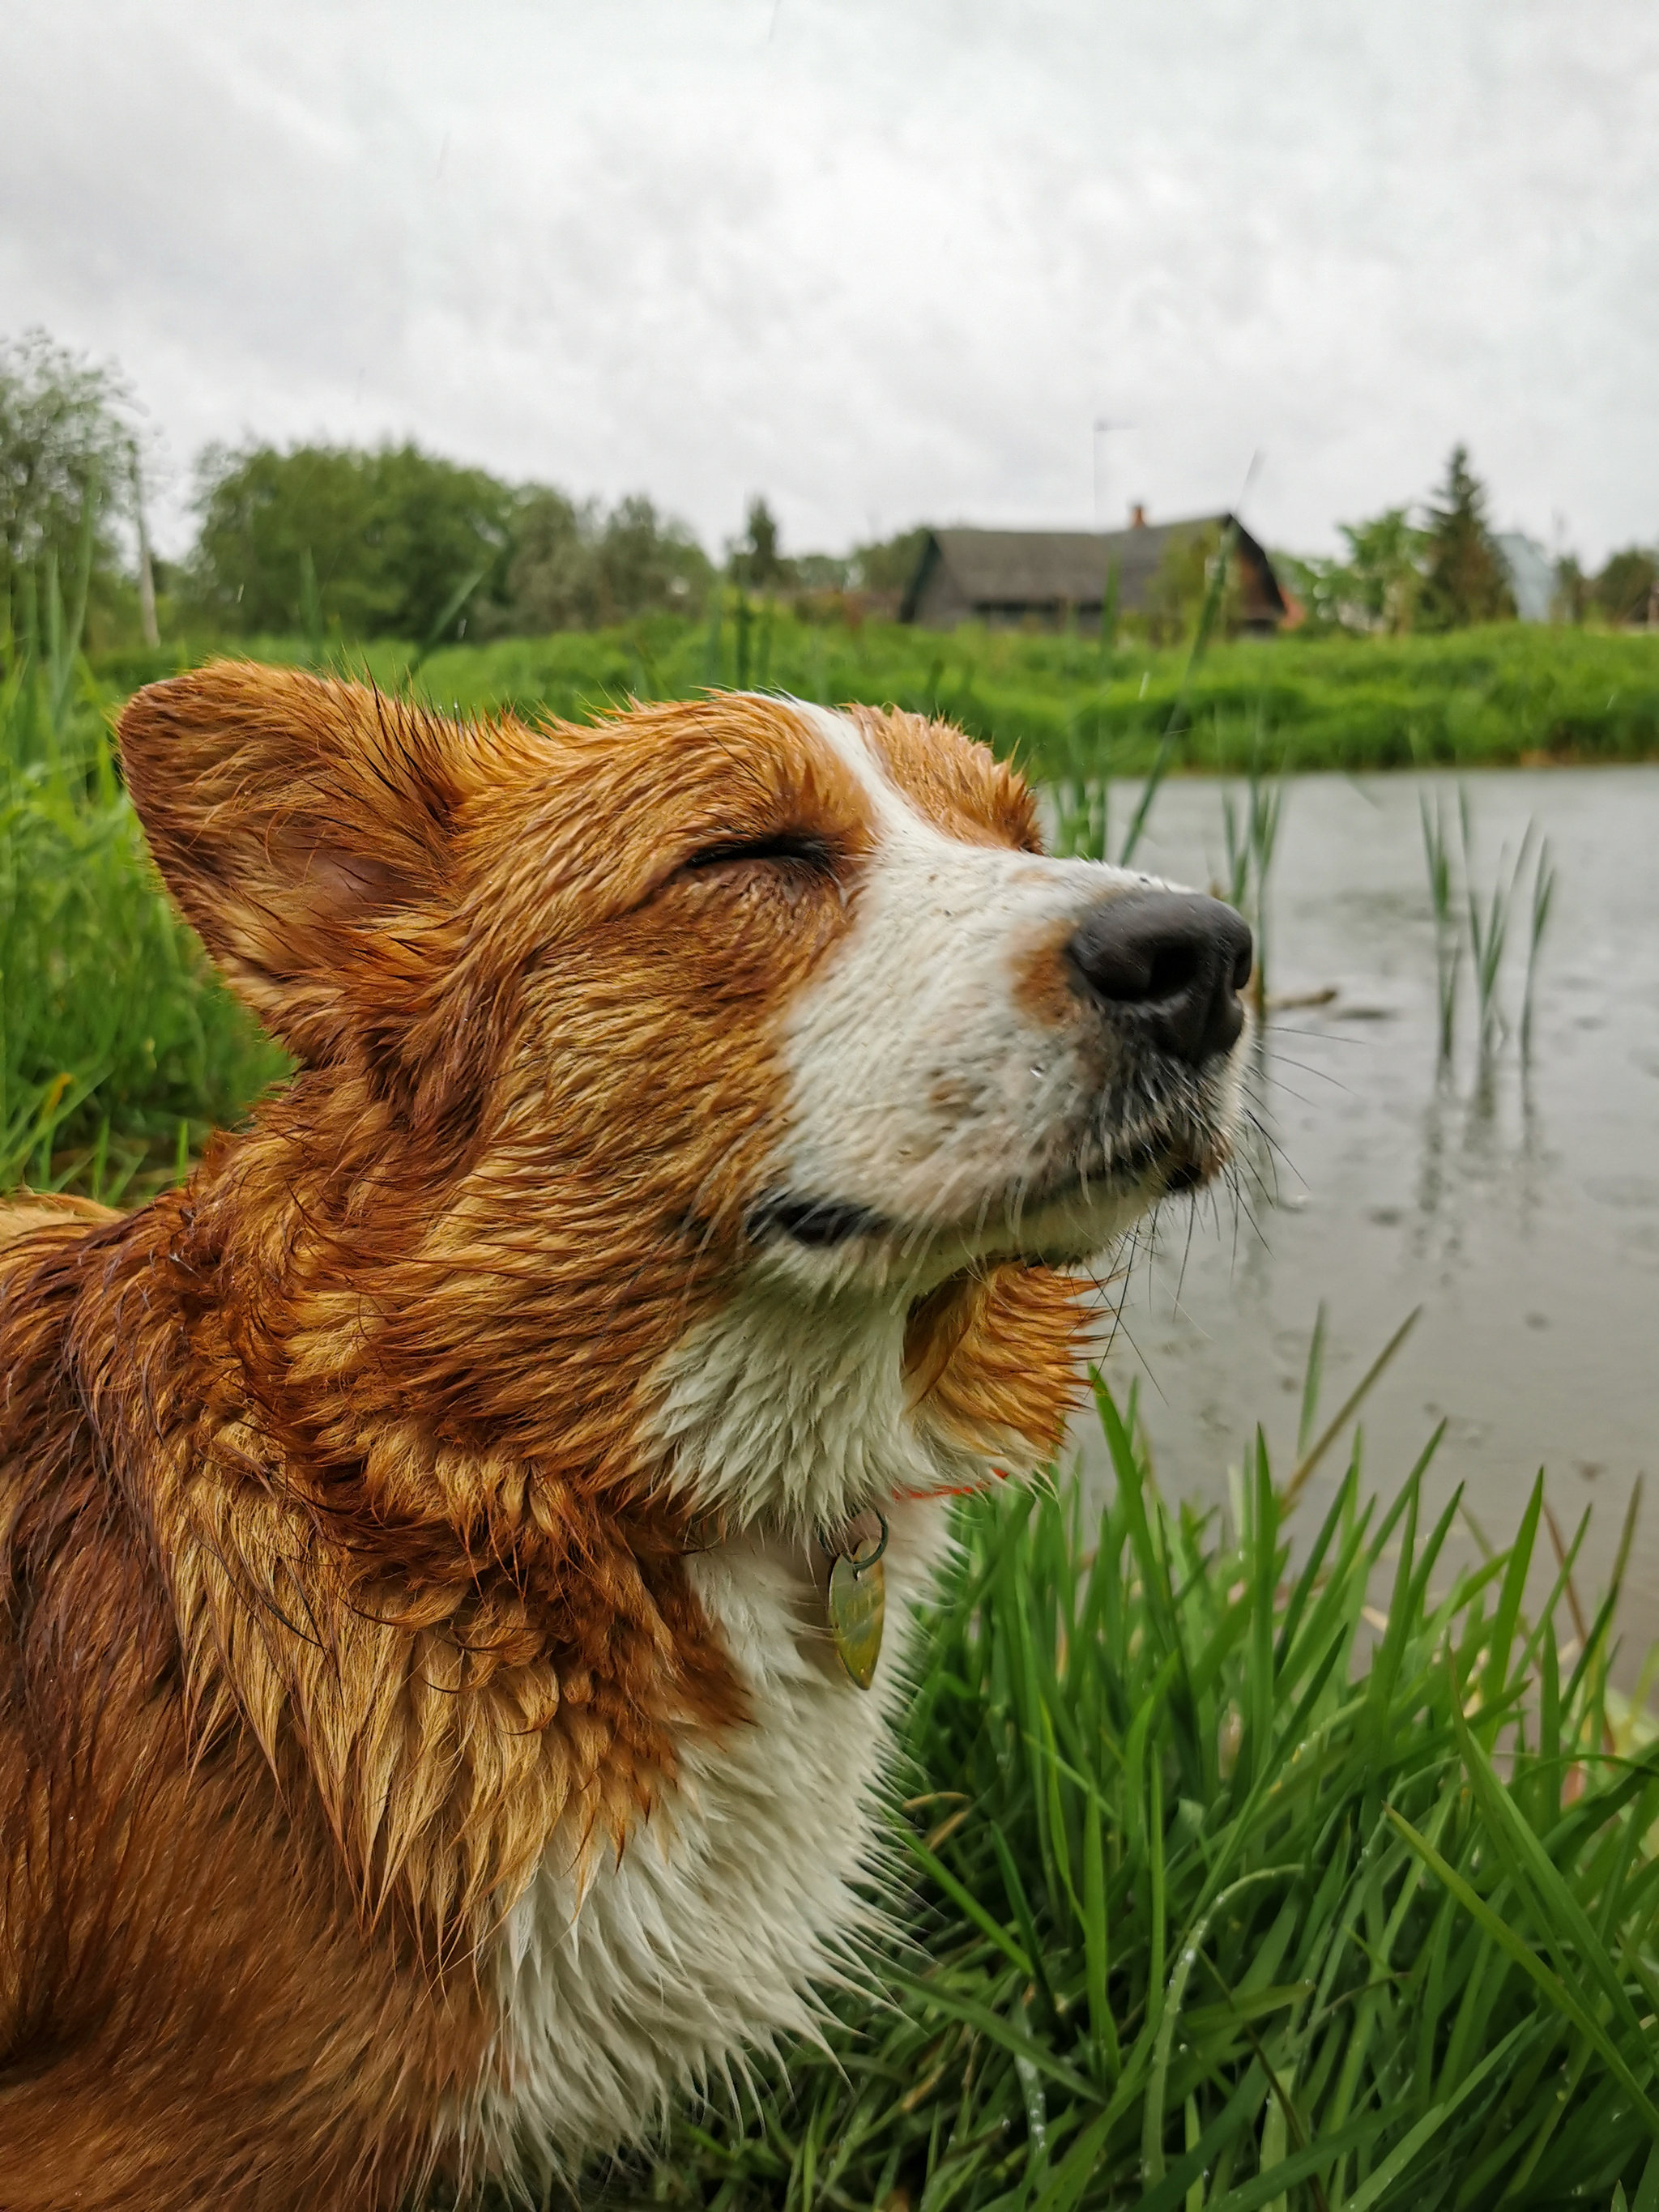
[900,515,1288,624]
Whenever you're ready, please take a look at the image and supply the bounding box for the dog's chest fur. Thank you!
[474,1504,949,2173]
[470,1289,983,2174]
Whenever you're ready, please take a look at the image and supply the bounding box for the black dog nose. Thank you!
[1067,890,1253,1064]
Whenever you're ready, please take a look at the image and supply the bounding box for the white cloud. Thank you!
[3,0,1654,563]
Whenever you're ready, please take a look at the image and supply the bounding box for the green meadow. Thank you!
[95,616,1659,781]
[0,624,286,1197]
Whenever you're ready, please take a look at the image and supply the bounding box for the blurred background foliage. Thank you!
[187,441,518,641]
[0,330,152,652]
[11,325,1651,663]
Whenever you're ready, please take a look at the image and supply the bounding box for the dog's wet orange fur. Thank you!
[0,664,1090,2207]
[842,701,1043,852]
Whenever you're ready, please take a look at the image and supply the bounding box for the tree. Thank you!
[1551,553,1590,625]
[1281,509,1428,635]
[591,495,711,622]
[788,551,855,593]
[482,488,712,634]
[1593,547,1657,627]
[851,526,928,599]
[0,328,142,641]
[187,441,517,641]
[1337,508,1427,633]
[1142,522,1247,646]
[736,497,783,591]
[493,486,600,633]
[1418,445,1515,629]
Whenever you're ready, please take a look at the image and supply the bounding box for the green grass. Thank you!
[96,617,1659,779]
[0,606,288,1195]
[573,1387,1659,2211]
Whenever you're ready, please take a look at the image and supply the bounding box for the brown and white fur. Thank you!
[0,666,1247,2208]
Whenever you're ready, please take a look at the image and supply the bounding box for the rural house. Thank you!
[899,510,1293,633]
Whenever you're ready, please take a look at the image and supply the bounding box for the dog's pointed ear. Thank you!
[119,661,481,1066]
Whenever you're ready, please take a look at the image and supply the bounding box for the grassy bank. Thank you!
[0,626,287,1192]
[573,1388,1659,2212]
[96,620,1659,778]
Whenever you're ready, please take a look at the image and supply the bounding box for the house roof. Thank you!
[901,515,1287,620]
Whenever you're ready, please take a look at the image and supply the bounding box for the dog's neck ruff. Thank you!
[645,1276,1038,1534]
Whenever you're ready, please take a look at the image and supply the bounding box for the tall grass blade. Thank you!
[1280,1306,1421,1510]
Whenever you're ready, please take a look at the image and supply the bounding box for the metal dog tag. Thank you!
[827,1517,888,1690]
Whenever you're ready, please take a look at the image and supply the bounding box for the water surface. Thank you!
[1068,766,1659,1628]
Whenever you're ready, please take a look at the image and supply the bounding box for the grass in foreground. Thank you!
[574,1387,1659,2211]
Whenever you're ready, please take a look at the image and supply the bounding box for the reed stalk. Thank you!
[1118,522,1238,870]
[1521,837,1557,1061]
[1420,790,1459,1063]
[1220,721,1284,1016]
[1458,788,1531,1062]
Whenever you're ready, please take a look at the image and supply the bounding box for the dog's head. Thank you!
[120,665,1248,1527]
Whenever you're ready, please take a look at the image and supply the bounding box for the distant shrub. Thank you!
[1594,547,1658,628]
[185,441,518,642]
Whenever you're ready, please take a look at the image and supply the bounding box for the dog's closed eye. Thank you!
[680,833,838,878]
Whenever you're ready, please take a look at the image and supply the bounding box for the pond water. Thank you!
[1067,765,1659,1636]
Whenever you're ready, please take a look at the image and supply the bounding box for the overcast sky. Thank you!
[4,0,1655,565]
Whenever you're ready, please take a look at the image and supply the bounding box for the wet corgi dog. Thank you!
[0,664,1250,2209]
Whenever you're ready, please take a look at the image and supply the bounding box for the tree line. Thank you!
[2,329,1653,654]
[1279,444,1657,634]
[0,331,924,654]
[189,448,714,644]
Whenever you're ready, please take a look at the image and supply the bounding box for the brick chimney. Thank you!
[1129,503,1146,528]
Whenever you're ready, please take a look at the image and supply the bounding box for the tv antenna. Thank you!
[1093,419,1134,531]
[1235,447,1265,518]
